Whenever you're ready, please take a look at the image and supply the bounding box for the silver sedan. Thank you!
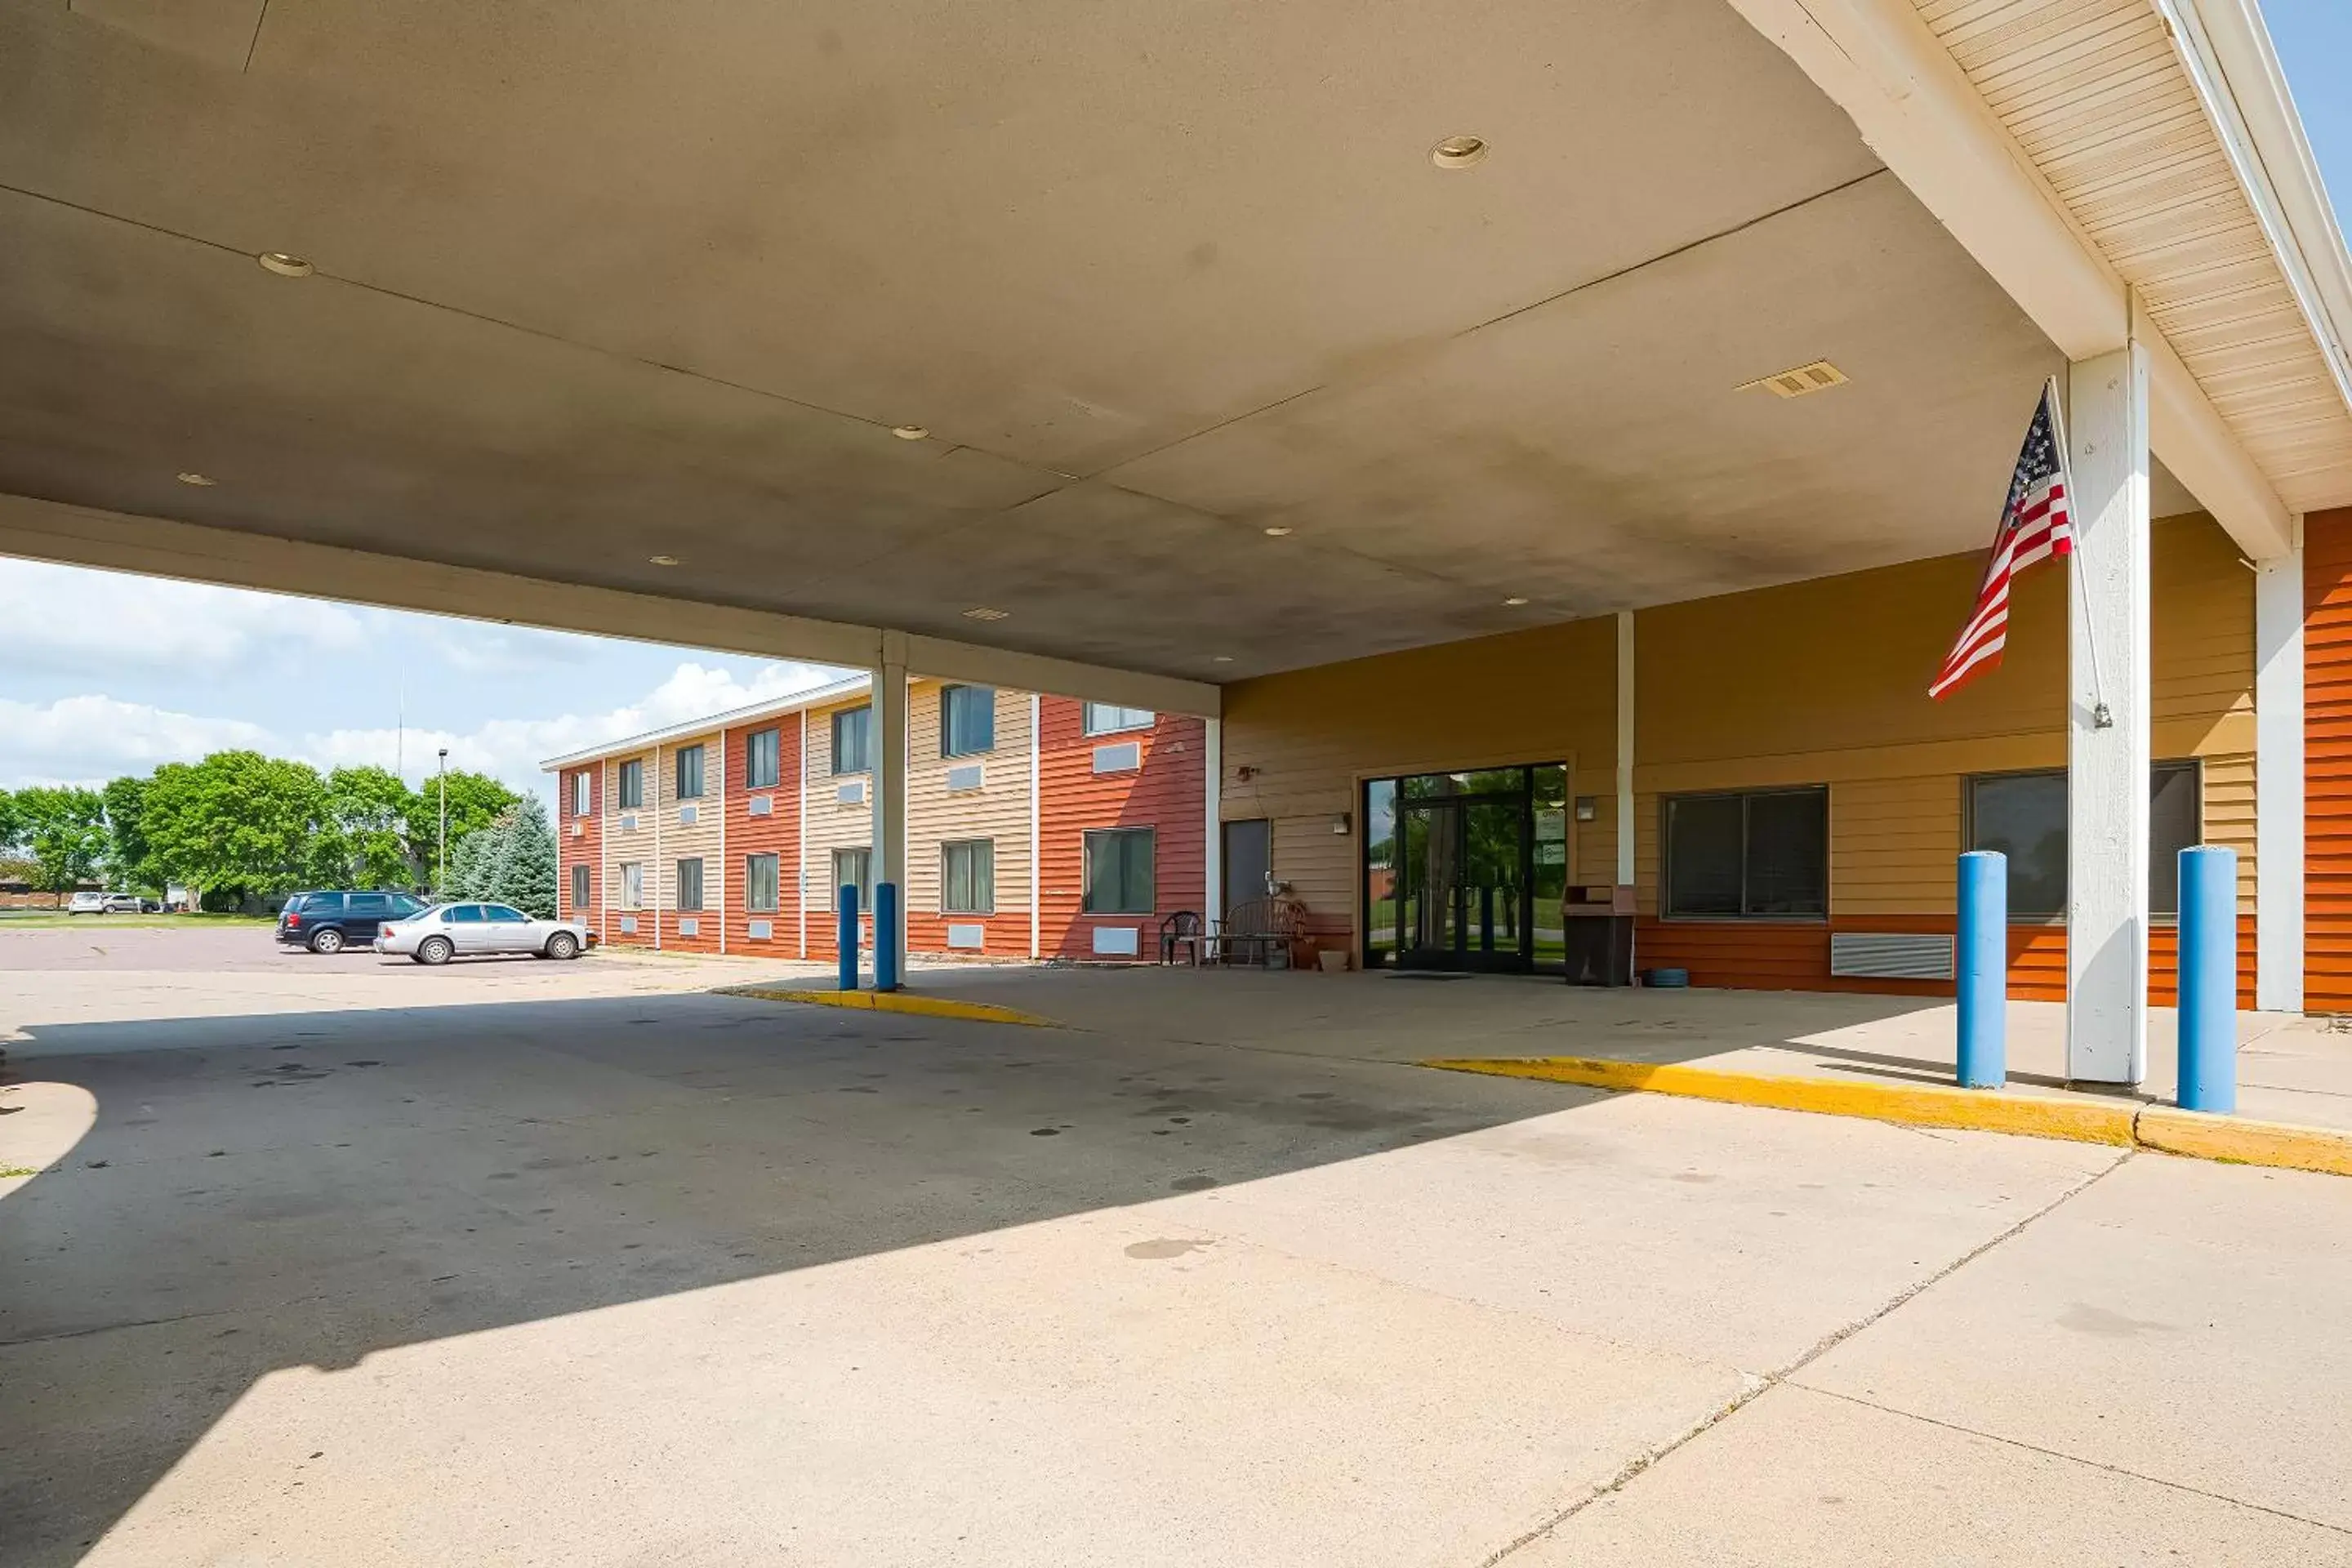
[374,902,588,964]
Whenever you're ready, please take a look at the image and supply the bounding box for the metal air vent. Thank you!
[1829,933,1954,981]
[946,764,985,792]
[1744,360,1848,399]
[748,795,773,817]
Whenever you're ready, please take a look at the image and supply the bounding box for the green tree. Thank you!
[12,786,109,904]
[448,799,559,917]
[101,774,160,893]
[310,766,419,889]
[0,788,20,854]
[408,770,523,893]
[145,751,328,906]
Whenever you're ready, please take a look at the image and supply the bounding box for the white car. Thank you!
[65,891,144,914]
[374,902,587,964]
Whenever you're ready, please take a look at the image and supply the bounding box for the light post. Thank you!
[436,747,449,898]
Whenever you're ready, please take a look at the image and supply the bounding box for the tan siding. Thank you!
[603,747,659,944]
[1221,617,1619,935]
[906,681,1032,920]
[655,729,724,950]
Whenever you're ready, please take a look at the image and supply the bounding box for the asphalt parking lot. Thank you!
[3,931,2349,1566]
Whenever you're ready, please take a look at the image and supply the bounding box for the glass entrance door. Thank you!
[1366,764,1566,973]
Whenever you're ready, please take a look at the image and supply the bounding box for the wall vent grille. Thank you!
[1829,932,1954,981]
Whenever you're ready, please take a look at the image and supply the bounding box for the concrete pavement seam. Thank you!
[1474,1150,2136,1567]
[1788,1383,2352,1538]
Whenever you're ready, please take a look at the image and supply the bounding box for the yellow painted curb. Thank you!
[717,986,1058,1028]
[1422,1055,2352,1177]
[1423,1055,2137,1145]
[2133,1107,2352,1177]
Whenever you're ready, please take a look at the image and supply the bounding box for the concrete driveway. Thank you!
[3,937,2349,1566]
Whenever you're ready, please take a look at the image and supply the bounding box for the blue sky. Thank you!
[4,4,2348,800]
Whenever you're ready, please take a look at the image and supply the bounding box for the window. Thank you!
[448,903,486,924]
[485,904,528,924]
[942,685,996,757]
[676,858,705,912]
[350,893,391,917]
[942,839,996,915]
[619,862,644,910]
[570,771,592,817]
[831,706,872,774]
[746,728,781,790]
[1083,702,1156,736]
[831,847,872,906]
[1084,827,1156,914]
[745,853,780,914]
[618,760,644,809]
[1663,787,1828,919]
[570,864,590,913]
[675,744,705,800]
[1966,763,2199,920]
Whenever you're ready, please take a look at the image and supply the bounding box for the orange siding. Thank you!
[1038,701,1206,961]
[724,717,803,958]
[1637,915,2256,1007]
[559,766,601,930]
[2308,509,2352,1009]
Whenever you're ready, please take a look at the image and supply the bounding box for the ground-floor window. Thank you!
[1362,764,1568,972]
[1084,828,1155,914]
[569,863,590,913]
[676,858,705,912]
[831,847,873,908]
[1662,787,1829,919]
[745,853,780,914]
[1965,761,2199,920]
[619,862,644,910]
[941,839,996,914]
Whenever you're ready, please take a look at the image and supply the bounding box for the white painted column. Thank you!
[598,760,609,948]
[716,729,728,955]
[2256,536,2306,1013]
[1204,716,1223,927]
[1028,693,1043,960]
[871,638,910,966]
[2065,341,2153,1084]
[1615,611,1636,894]
[653,742,665,951]
[796,709,809,960]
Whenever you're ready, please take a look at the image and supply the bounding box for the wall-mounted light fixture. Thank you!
[1574,796,1598,822]
[1330,812,1351,835]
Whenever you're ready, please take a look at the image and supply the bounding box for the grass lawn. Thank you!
[0,911,274,930]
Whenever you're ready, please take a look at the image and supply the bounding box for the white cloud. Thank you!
[0,696,276,788]
[0,559,373,677]
[301,660,845,793]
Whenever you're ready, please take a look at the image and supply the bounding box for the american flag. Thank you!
[1928,382,2075,700]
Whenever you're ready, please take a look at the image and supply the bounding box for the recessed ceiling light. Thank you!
[1263,526,1294,537]
[962,606,1010,621]
[1430,135,1488,169]
[176,471,217,487]
[256,252,314,278]
[1503,596,1530,606]
[1212,655,1235,663]
[892,425,929,441]
[648,555,681,567]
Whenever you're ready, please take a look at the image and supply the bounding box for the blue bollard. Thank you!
[1956,850,2007,1089]
[2176,845,2238,1114]
[875,881,901,993]
[837,884,860,991]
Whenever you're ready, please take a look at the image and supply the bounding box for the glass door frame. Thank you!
[1361,763,1567,975]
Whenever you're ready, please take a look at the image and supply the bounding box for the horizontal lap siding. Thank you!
[804,697,875,962]
[604,751,658,947]
[654,730,724,953]
[559,767,600,927]
[1218,618,1621,951]
[906,683,1032,959]
[1039,700,1205,961]
[725,717,802,958]
[1636,915,2255,1007]
[2307,509,2352,1009]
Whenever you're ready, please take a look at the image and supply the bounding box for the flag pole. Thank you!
[2044,373,2113,729]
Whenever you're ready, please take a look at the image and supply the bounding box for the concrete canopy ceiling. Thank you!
[0,0,2187,681]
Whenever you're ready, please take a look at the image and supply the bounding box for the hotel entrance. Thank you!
[1362,765,1567,973]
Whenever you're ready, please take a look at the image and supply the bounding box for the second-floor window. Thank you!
[618,759,644,809]
[675,744,705,800]
[569,771,591,817]
[832,706,873,775]
[942,685,996,757]
[746,728,781,790]
[1083,702,1156,736]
